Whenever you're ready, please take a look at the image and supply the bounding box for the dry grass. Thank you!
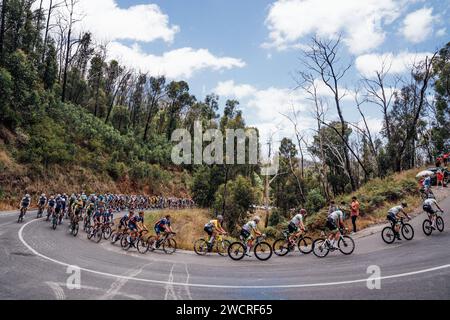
[141,208,213,250]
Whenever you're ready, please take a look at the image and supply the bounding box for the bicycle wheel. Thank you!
[147,236,157,252]
[137,237,149,254]
[52,217,57,230]
[87,226,94,239]
[381,227,395,244]
[72,224,79,237]
[110,232,121,244]
[216,240,231,257]
[254,242,272,261]
[121,236,131,250]
[94,230,102,243]
[298,236,313,254]
[18,213,23,223]
[436,216,444,232]
[273,239,290,256]
[194,239,209,256]
[422,219,432,236]
[312,238,329,258]
[228,242,246,261]
[103,226,112,240]
[338,236,355,255]
[163,238,177,254]
[401,223,414,240]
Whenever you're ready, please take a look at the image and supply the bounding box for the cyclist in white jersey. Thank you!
[288,209,307,244]
[422,197,443,230]
[240,216,262,257]
[326,210,345,249]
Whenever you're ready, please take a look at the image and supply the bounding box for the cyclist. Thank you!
[154,215,174,245]
[38,194,47,214]
[91,208,104,233]
[55,195,64,224]
[326,209,345,249]
[288,209,307,245]
[240,216,262,257]
[19,194,31,217]
[103,208,114,225]
[118,211,134,231]
[85,202,95,221]
[204,215,227,249]
[127,211,147,245]
[71,199,84,224]
[387,203,411,240]
[47,196,56,220]
[423,197,443,230]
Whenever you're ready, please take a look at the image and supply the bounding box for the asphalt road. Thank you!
[0,196,449,300]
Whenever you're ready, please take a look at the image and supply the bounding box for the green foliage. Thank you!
[213,175,258,235]
[304,188,326,214]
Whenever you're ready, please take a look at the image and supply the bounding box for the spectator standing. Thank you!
[350,197,360,234]
[437,170,444,189]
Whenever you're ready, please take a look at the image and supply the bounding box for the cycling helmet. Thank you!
[217,215,224,221]
[401,202,408,208]
[25,194,30,198]
[253,216,261,223]
[300,209,307,215]
[41,193,45,197]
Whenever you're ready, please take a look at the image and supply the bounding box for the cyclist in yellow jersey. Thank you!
[204,215,227,249]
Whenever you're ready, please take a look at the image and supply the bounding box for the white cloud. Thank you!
[37,0,179,43]
[355,51,434,77]
[214,80,257,99]
[437,28,446,37]
[108,42,245,79]
[263,0,403,54]
[400,7,435,43]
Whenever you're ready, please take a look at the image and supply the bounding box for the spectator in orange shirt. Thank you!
[437,170,444,189]
[350,196,360,234]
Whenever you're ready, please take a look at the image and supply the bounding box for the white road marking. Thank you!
[45,281,66,300]
[18,219,450,289]
[100,263,152,300]
[164,264,178,300]
[48,282,143,300]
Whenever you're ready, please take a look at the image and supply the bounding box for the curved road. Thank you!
[1,196,449,300]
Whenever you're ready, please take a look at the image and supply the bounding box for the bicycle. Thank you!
[147,232,177,254]
[46,207,55,221]
[69,216,80,237]
[121,229,150,253]
[18,207,27,223]
[228,234,273,261]
[273,230,313,256]
[101,221,113,240]
[420,187,435,200]
[83,214,91,232]
[51,211,59,230]
[87,224,103,243]
[37,205,45,219]
[312,228,355,258]
[110,227,129,245]
[422,210,445,236]
[381,217,414,244]
[194,233,231,256]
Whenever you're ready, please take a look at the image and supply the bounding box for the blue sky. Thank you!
[56,0,450,152]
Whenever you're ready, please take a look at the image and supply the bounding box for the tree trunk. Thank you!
[41,0,53,63]
[61,24,72,102]
[0,0,7,65]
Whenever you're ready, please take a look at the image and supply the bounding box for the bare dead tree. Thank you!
[361,58,401,146]
[300,36,357,190]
